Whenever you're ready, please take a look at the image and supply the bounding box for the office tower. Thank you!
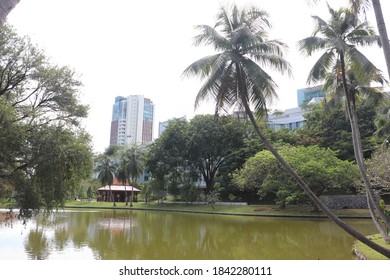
[110,95,154,146]
[297,85,324,106]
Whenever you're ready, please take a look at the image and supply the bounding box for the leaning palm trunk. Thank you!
[371,0,390,80]
[241,96,390,257]
[235,59,390,256]
[0,0,19,25]
[339,52,390,242]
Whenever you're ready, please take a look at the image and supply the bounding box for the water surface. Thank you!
[0,209,376,260]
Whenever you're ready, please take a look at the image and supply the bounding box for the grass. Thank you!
[62,200,373,218]
[354,234,390,260]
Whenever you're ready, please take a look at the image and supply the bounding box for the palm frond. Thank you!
[192,25,230,51]
[307,51,336,84]
[298,36,328,56]
[194,53,233,109]
[311,15,336,38]
[347,47,386,84]
[182,54,221,80]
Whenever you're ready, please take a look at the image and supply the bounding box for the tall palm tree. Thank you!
[311,0,390,80]
[183,3,390,258]
[116,167,129,206]
[121,145,144,207]
[298,4,390,242]
[96,155,117,206]
[0,0,19,25]
[352,0,390,80]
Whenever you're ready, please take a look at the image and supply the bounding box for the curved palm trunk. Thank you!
[0,0,20,25]
[240,92,390,257]
[339,52,390,242]
[371,0,390,80]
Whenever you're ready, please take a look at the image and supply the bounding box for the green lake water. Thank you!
[0,209,376,260]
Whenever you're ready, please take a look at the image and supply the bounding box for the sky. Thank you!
[6,0,390,153]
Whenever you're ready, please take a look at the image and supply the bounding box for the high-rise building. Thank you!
[158,116,187,137]
[297,85,324,106]
[110,95,154,146]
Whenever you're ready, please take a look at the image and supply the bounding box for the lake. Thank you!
[0,208,376,260]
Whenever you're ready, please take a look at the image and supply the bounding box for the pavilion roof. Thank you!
[97,185,141,192]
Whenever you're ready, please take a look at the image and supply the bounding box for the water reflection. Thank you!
[0,209,376,260]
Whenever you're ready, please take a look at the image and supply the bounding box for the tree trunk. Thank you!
[339,51,390,241]
[371,0,390,80]
[130,186,134,207]
[124,184,128,206]
[109,185,116,207]
[240,93,390,258]
[0,0,20,25]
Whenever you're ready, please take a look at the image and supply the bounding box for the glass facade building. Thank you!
[109,95,154,146]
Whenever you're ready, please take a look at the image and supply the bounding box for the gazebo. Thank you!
[97,185,141,203]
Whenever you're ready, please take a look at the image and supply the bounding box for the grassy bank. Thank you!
[354,234,390,260]
[62,200,374,218]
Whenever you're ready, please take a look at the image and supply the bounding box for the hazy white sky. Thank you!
[6,0,390,153]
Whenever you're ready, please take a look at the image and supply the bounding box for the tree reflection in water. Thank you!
[0,209,378,260]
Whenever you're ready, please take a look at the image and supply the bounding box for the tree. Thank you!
[298,4,390,242]
[0,24,89,181]
[234,145,360,207]
[187,115,245,193]
[374,99,390,143]
[311,0,390,80]
[183,3,390,257]
[95,155,117,206]
[0,24,93,217]
[297,102,378,160]
[120,145,144,207]
[352,0,390,80]
[0,0,19,25]
[366,147,390,196]
[147,115,247,198]
[146,119,196,198]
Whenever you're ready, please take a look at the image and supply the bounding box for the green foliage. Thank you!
[366,148,390,196]
[297,102,377,160]
[146,115,248,199]
[0,24,93,216]
[233,145,360,207]
[187,115,246,192]
[19,126,92,211]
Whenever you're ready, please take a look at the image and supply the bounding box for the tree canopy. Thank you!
[233,145,360,207]
[0,24,93,217]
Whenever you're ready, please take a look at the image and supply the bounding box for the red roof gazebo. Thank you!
[97,184,141,203]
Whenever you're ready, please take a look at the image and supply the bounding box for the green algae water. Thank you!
[0,209,376,260]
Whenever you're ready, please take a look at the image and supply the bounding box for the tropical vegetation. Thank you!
[1,0,390,259]
[183,3,390,257]
[0,24,93,218]
[298,3,390,242]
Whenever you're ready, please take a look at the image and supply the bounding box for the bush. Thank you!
[233,145,360,207]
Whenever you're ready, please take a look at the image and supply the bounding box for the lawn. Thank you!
[63,200,373,218]
[354,234,390,260]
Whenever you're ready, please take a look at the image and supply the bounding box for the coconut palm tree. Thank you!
[96,155,117,206]
[120,145,144,207]
[0,0,19,25]
[311,0,390,80]
[183,3,390,258]
[116,167,129,206]
[298,4,390,242]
